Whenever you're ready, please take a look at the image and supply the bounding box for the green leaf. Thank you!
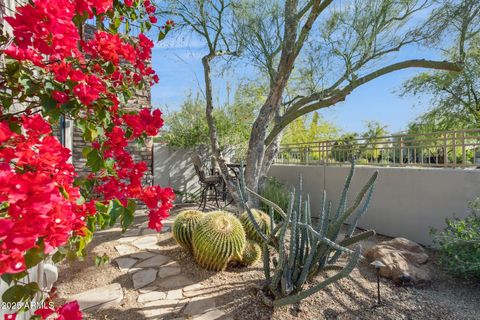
[2,285,26,303]
[86,149,103,172]
[24,244,46,269]
[109,199,124,226]
[95,254,110,267]
[105,62,115,75]
[121,204,135,231]
[52,251,66,264]
[157,31,166,41]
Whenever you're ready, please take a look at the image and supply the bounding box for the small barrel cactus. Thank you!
[240,209,271,243]
[192,211,246,271]
[241,240,261,266]
[172,209,205,251]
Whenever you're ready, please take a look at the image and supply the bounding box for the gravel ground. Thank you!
[54,205,480,320]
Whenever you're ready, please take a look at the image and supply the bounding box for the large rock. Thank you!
[364,237,431,286]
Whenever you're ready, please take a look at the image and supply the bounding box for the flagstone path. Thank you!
[69,216,231,320]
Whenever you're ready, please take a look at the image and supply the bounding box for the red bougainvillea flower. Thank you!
[52,91,69,104]
[35,300,82,320]
[0,115,88,274]
[4,0,80,61]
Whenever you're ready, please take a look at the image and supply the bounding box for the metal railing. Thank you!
[275,129,480,168]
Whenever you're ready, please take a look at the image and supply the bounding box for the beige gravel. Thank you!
[53,205,480,320]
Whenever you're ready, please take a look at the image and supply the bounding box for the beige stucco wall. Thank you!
[269,164,480,245]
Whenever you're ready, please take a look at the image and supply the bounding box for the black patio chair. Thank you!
[191,153,224,210]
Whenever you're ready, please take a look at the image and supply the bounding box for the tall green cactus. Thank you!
[236,161,377,307]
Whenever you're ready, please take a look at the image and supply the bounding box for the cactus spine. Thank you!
[192,211,246,271]
[235,160,377,307]
[172,210,205,251]
[240,209,271,243]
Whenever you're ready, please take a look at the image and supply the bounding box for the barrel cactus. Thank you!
[240,209,271,243]
[241,240,261,266]
[192,211,246,271]
[172,209,205,251]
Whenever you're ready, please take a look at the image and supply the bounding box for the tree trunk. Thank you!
[202,55,240,204]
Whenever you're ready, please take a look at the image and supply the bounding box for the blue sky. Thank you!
[150,37,436,134]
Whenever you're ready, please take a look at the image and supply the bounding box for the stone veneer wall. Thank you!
[70,24,154,185]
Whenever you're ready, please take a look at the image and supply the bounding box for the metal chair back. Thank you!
[191,153,206,183]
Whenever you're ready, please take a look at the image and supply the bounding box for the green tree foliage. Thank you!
[159,83,263,150]
[282,112,338,144]
[402,34,480,131]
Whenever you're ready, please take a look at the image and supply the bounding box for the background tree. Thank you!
[158,0,478,195]
[282,111,338,144]
[159,83,262,155]
[236,0,471,193]
[401,34,480,131]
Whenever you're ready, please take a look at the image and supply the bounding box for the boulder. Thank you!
[364,237,431,287]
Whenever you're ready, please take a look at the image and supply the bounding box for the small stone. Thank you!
[183,283,204,292]
[70,283,123,311]
[138,286,159,293]
[193,309,226,320]
[184,296,216,316]
[166,289,183,300]
[158,266,182,278]
[161,226,171,232]
[114,244,137,255]
[132,236,158,249]
[132,268,157,289]
[122,228,141,237]
[114,257,137,272]
[158,275,195,290]
[135,254,171,268]
[138,290,167,303]
[129,251,156,260]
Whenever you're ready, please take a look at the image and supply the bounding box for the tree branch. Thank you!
[265,59,462,145]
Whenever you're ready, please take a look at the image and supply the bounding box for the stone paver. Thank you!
[184,296,216,316]
[138,290,167,303]
[193,310,227,320]
[158,265,182,278]
[135,254,171,268]
[132,236,159,249]
[70,283,123,311]
[141,299,185,318]
[141,228,158,235]
[114,257,137,272]
[109,217,221,320]
[114,244,137,255]
[132,268,157,289]
[158,275,195,290]
[129,251,156,260]
[116,236,142,243]
[138,286,159,293]
[166,289,183,300]
[122,228,141,237]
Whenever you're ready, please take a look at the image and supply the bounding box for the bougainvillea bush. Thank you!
[0,0,173,318]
